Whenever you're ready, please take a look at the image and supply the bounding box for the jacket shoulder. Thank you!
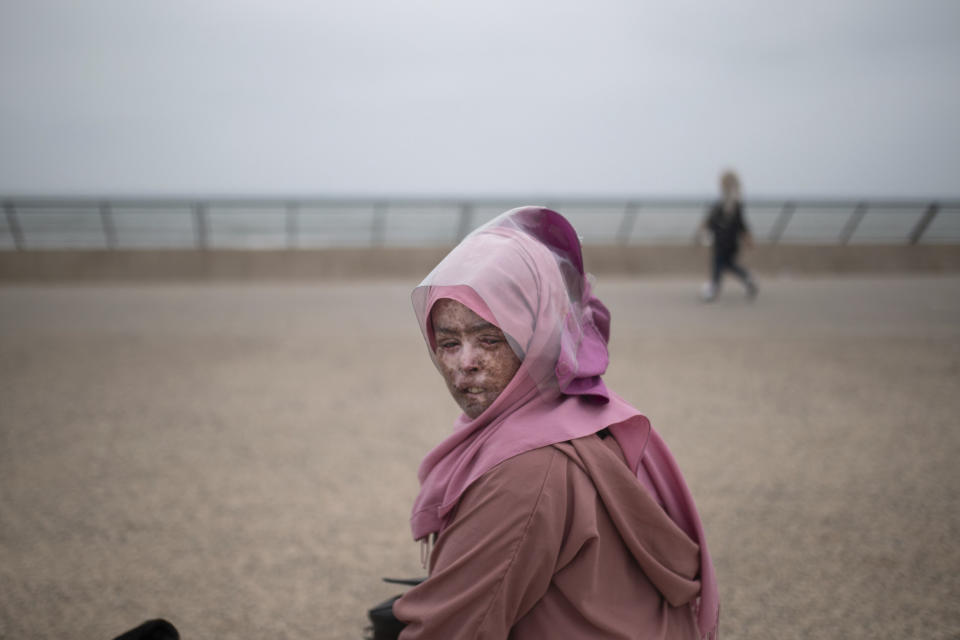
[474,446,567,498]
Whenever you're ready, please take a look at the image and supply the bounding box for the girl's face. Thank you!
[430,298,522,419]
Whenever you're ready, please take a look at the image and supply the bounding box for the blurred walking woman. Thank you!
[699,170,758,301]
[393,207,719,639]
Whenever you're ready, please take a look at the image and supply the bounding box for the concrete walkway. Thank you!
[1,275,958,639]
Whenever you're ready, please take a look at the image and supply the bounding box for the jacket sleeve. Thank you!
[736,207,750,236]
[393,447,566,639]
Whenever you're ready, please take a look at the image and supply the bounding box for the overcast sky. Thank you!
[1,0,958,199]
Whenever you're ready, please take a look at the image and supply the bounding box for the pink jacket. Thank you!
[394,434,702,639]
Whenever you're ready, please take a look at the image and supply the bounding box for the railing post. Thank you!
[4,201,25,250]
[838,201,867,245]
[100,202,117,249]
[455,203,474,242]
[193,202,208,249]
[769,201,795,244]
[909,202,939,245]
[285,202,299,249]
[371,202,387,247]
[617,202,639,245]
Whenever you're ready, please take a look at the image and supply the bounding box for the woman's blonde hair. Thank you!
[720,169,741,200]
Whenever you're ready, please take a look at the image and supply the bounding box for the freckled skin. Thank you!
[430,299,522,419]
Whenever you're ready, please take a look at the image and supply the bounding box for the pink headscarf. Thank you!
[410,206,719,639]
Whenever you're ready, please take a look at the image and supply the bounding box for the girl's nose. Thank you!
[458,343,481,372]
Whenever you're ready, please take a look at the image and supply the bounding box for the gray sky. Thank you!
[1,0,958,198]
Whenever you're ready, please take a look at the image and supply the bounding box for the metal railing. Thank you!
[2,197,958,250]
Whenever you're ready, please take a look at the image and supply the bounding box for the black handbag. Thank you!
[112,619,179,640]
[364,577,424,640]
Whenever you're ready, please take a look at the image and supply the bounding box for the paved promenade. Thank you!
[1,275,958,638]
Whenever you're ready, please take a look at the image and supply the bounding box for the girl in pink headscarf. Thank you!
[393,207,719,640]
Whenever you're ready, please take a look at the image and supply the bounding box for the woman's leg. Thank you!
[703,251,724,301]
[726,257,758,298]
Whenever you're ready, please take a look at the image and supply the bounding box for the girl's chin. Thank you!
[461,405,486,419]
[458,395,492,418]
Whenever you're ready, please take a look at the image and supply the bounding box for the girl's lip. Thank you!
[458,386,485,395]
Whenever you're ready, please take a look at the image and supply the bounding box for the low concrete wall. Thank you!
[0,248,450,282]
[0,245,958,282]
[585,244,960,277]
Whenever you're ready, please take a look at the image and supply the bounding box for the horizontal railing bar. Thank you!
[5,196,959,209]
[3,197,958,251]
